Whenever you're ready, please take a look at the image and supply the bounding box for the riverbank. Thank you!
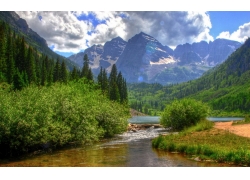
[152,121,250,166]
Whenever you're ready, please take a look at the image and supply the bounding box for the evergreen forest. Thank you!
[0,20,129,157]
[128,37,250,116]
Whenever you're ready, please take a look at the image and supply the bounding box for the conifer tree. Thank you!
[16,37,26,73]
[13,69,28,90]
[117,71,123,102]
[102,68,108,93]
[34,49,41,85]
[53,58,61,82]
[26,46,36,83]
[97,66,103,87]
[98,67,109,94]
[122,76,127,103]
[45,56,53,86]
[0,21,7,77]
[87,67,93,81]
[109,64,120,101]
[60,61,68,84]
[109,64,118,83]
[41,58,47,86]
[71,66,79,81]
[81,54,90,78]
[6,29,15,84]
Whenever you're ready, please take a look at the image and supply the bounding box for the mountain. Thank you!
[69,32,241,84]
[128,37,250,114]
[167,37,250,112]
[174,39,242,66]
[0,11,78,70]
[68,36,127,74]
[115,32,174,83]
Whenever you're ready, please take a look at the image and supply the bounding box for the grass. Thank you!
[232,115,250,125]
[152,119,250,166]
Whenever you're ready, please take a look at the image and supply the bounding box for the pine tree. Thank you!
[71,66,79,81]
[34,48,41,85]
[109,64,118,83]
[16,37,27,73]
[81,54,90,78]
[87,67,93,81]
[121,78,128,104]
[102,68,108,93]
[53,58,61,82]
[26,46,37,84]
[60,61,68,84]
[41,57,47,86]
[6,29,15,84]
[45,56,53,86]
[97,66,103,87]
[0,21,7,78]
[13,69,28,90]
[117,71,123,103]
[109,64,120,102]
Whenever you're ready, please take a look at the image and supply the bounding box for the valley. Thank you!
[1,11,250,168]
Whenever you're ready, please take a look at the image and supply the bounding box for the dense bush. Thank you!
[160,98,210,131]
[0,80,129,157]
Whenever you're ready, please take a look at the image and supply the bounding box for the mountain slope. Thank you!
[128,38,250,114]
[174,39,241,66]
[0,11,78,70]
[68,36,127,74]
[116,32,174,83]
[69,31,241,84]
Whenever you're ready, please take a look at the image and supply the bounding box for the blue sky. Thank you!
[208,11,250,38]
[4,0,248,58]
[14,11,250,58]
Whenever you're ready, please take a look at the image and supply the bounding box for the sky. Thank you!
[4,1,250,58]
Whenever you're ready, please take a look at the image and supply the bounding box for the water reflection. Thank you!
[0,127,237,167]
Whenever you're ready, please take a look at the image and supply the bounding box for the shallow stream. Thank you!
[0,125,236,167]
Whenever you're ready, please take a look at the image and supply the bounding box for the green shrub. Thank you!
[160,98,210,131]
[0,80,129,157]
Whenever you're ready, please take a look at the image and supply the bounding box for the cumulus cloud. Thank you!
[16,11,91,53]
[86,11,127,45]
[121,11,214,47]
[216,22,250,43]
[16,11,214,53]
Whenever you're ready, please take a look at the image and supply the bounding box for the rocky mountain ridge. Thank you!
[69,32,241,84]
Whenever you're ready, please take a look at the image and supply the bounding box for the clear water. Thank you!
[206,117,245,122]
[128,116,245,124]
[0,126,236,167]
[128,116,160,124]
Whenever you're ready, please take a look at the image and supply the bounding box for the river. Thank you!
[0,120,236,167]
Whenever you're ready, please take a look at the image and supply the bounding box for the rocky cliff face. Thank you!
[68,36,127,73]
[69,32,242,85]
[115,32,174,83]
[174,39,242,66]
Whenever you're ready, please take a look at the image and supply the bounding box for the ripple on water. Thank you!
[103,127,170,146]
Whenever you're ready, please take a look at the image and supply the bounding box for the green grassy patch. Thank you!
[152,120,250,166]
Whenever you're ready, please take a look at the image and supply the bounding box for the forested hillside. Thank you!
[0,12,78,70]
[128,38,250,115]
[0,20,129,157]
[0,21,75,90]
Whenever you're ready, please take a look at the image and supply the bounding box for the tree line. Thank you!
[0,20,128,105]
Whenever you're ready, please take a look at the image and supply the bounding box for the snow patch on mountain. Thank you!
[150,56,176,65]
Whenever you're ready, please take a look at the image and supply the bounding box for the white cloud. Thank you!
[16,11,214,53]
[121,11,214,47]
[87,12,127,45]
[16,11,91,53]
[217,22,250,43]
